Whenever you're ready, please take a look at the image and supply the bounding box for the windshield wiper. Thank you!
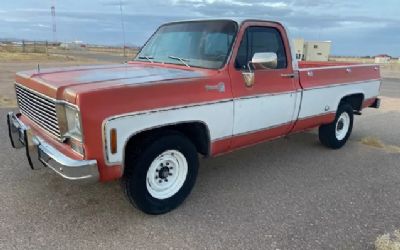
[168,56,190,68]
[138,56,154,63]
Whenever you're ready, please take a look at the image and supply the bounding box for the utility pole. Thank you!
[119,0,127,58]
[51,0,57,43]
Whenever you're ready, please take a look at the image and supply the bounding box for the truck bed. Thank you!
[298,61,381,89]
[295,61,381,124]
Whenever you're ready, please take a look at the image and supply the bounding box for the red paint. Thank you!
[291,113,336,133]
[211,113,336,157]
[13,20,381,182]
[298,62,380,89]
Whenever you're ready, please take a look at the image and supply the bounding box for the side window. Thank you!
[235,26,287,70]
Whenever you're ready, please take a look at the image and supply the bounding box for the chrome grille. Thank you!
[15,84,62,139]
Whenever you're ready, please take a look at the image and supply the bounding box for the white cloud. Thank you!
[33,23,50,28]
[259,2,288,8]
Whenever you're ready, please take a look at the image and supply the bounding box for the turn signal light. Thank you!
[110,128,117,154]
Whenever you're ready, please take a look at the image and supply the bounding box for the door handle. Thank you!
[205,82,225,93]
[281,73,296,79]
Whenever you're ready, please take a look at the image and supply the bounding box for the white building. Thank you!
[293,38,304,60]
[293,39,332,61]
[374,54,391,64]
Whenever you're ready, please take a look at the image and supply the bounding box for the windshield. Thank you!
[135,20,237,69]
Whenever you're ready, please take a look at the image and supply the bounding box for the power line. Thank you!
[119,0,127,58]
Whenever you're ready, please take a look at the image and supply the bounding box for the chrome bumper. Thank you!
[7,112,99,181]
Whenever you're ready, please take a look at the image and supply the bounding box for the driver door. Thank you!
[228,22,300,149]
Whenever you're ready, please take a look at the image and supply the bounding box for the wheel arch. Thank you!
[338,92,365,111]
[122,121,211,173]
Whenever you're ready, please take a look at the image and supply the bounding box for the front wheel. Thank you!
[319,103,354,149]
[123,132,199,215]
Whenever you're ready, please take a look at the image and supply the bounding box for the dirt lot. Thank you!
[0,51,125,107]
[0,54,399,249]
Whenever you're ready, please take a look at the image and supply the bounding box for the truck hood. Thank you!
[16,63,205,102]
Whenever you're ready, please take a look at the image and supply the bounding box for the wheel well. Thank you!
[125,122,211,159]
[340,93,364,111]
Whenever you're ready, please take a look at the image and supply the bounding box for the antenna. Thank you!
[119,0,127,58]
[51,0,57,43]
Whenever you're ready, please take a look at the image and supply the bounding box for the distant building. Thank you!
[60,40,85,50]
[293,38,304,60]
[293,39,332,61]
[374,54,391,64]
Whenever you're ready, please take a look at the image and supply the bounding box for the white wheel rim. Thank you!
[335,112,350,140]
[146,150,188,199]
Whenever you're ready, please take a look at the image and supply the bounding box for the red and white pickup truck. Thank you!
[7,18,381,214]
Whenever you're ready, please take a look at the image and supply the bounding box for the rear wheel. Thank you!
[319,103,354,149]
[123,131,199,214]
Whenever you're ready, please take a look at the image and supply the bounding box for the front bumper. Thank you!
[7,112,99,181]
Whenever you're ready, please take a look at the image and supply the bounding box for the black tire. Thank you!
[319,103,354,149]
[123,131,199,215]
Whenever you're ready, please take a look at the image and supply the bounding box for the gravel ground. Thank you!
[0,79,399,250]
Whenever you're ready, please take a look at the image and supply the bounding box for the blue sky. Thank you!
[0,0,399,56]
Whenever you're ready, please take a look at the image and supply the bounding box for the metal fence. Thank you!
[0,40,139,61]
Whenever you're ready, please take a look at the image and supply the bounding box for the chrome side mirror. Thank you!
[241,52,278,88]
[252,52,278,69]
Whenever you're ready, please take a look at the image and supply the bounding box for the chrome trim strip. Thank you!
[302,79,381,91]
[298,64,380,71]
[297,111,335,121]
[227,121,293,140]
[235,90,300,100]
[106,98,234,122]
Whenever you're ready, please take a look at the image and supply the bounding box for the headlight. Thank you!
[64,105,82,141]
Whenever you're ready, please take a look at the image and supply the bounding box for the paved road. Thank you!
[0,79,399,250]
[380,78,400,98]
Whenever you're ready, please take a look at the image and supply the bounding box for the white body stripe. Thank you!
[233,92,300,135]
[299,80,380,119]
[103,79,381,165]
[104,101,234,164]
